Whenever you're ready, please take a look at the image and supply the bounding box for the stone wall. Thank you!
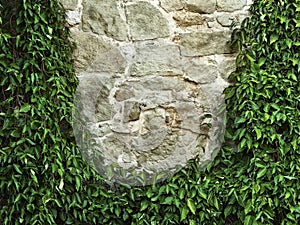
[61,0,252,185]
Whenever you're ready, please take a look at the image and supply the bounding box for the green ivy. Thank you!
[1,0,300,224]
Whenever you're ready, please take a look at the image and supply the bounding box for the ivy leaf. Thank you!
[19,104,31,113]
[75,176,81,191]
[270,34,278,44]
[59,179,64,190]
[180,207,189,221]
[257,167,267,179]
[162,196,173,205]
[254,127,262,140]
[187,198,196,215]
[258,57,266,67]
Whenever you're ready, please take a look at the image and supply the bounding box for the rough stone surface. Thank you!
[184,57,219,84]
[60,0,79,10]
[173,11,205,27]
[82,0,127,41]
[186,0,216,14]
[160,0,185,12]
[59,0,253,185]
[126,2,170,40]
[129,42,184,76]
[88,47,127,73]
[179,30,232,56]
[65,10,82,26]
[71,31,110,72]
[217,13,235,27]
[217,0,247,12]
[74,74,211,185]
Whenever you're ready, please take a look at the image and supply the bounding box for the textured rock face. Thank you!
[82,1,128,40]
[186,0,216,14]
[61,0,252,186]
[126,2,170,40]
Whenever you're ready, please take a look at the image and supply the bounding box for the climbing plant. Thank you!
[1,0,300,224]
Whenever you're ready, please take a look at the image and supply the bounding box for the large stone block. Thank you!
[82,0,127,41]
[129,42,184,76]
[186,0,216,14]
[71,31,126,73]
[179,29,232,56]
[217,0,247,12]
[126,2,170,40]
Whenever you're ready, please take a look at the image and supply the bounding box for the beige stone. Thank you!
[60,0,79,10]
[184,57,219,84]
[179,30,232,56]
[71,31,110,72]
[129,42,184,76]
[82,0,127,41]
[159,0,185,12]
[217,0,247,12]
[173,11,205,27]
[186,0,216,14]
[126,2,170,40]
[67,0,252,185]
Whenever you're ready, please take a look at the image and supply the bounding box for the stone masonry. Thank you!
[61,0,252,185]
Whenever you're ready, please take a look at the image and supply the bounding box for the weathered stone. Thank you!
[173,11,205,27]
[123,101,141,122]
[71,31,109,72]
[73,74,215,185]
[82,0,127,41]
[60,0,79,10]
[217,14,234,27]
[215,54,236,80]
[129,42,184,76]
[217,0,247,12]
[65,10,81,26]
[179,29,232,56]
[74,72,115,123]
[114,88,135,102]
[68,0,252,186]
[159,0,185,12]
[184,57,219,84]
[186,0,216,14]
[88,47,127,73]
[126,2,169,40]
[71,31,126,73]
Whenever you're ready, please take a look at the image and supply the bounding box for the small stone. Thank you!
[65,10,81,26]
[159,0,185,12]
[184,57,219,84]
[217,0,247,12]
[217,14,235,27]
[123,101,141,122]
[114,89,135,102]
[173,11,205,27]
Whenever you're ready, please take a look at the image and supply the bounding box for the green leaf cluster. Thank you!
[1,0,300,224]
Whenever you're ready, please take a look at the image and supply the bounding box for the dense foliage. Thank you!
[0,0,300,224]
